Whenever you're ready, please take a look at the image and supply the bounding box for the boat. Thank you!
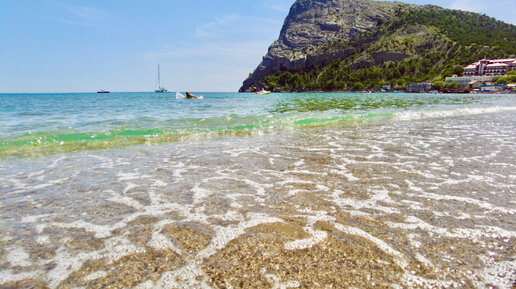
[97,89,110,93]
[176,92,204,100]
[155,64,168,93]
[255,89,270,95]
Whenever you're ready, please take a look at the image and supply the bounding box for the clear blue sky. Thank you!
[1,0,514,93]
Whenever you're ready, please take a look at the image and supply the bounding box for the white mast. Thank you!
[158,64,161,88]
[155,64,167,93]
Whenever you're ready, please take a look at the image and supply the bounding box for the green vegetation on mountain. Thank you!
[242,2,516,92]
[494,71,516,85]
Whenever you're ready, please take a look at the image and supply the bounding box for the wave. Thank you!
[1,104,514,158]
[395,106,516,121]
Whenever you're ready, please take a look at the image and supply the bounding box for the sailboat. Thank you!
[155,64,168,93]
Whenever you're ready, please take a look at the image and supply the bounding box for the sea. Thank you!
[0,92,515,288]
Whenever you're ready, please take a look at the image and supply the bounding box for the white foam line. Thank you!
[117,173,140,181]
[440,173,500,187]
[335,155,358,164]
[148,181,167,205]
[405,180,425,193]
[191,185,212,205]
[402,273,458,289]
[44,236,145,288]
[171,168,187,178]
[328,189,400,214]
[285,211,334,251]
[365,153,384,161]
[396,106,516,121]
[415,253,433,266]
[229,201,243,209]
[222,147,255,157]
[265,273,301,289]
[21,214,56,223]
[333,223,408,269]
[148,231,183,254]
[86,154,115,169]
[46,248,102,288]
[83,270,107,282]
[241,178,272,196]
[475,260,516,289]
[115,160,131,166]
[48,156,66,168]
[198,213,283,259]
[416,191,516,215]
[32,192,225,287]
[52,220,114,239]
[0,270,42,285]
[32,183,52,190]
[330,167,359,182]
[284,227,327,251]
[28,170,46,178]
[42,201,192,247]
[286,189,309,197]
[102,236,146,263]
[277,178,315,186]
[285,169,325,176]
[5,176,31,190]
[107,191,144,210]
[315,184,330,191]
[36,235,51,245]
[454,225,516,239]
[391,153,419,160]
[122,183,138,194]
[388,216,453,238]
[149,262,213,289]
[7,247,32,267]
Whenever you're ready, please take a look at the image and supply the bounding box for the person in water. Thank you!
[185,92,198,99]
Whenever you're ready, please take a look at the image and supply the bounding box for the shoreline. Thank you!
[2,111,516,288]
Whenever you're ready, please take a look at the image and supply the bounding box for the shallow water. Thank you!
[1,92,515,288]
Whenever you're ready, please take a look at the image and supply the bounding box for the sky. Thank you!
[1,0,515,93]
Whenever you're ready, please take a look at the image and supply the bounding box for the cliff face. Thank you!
[240,0,412,92]
[240,0,515,92]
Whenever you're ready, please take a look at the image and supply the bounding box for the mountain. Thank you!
[239,0,516,92]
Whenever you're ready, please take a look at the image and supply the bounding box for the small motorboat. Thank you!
[97,89,110,93]
[255,89,271,95]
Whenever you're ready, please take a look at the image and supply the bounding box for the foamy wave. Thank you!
[395,106,516,121]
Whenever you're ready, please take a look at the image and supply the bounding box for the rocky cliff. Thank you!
[240,0,413,91]
[239,0,516,92]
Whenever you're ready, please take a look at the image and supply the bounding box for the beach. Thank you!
[1,92,515,288]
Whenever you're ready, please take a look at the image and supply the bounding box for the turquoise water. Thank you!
[0,92,509,157]
[1,92,516,288]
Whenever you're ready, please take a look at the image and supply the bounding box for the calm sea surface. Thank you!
[1,92,515,288]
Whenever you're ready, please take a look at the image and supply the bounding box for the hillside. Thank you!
[239,0,516,92]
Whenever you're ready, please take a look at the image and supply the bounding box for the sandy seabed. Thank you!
[1,112,516,289]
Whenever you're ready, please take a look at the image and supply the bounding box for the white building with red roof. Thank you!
[464,58,516,76]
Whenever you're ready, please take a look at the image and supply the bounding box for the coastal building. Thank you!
[445,75,494,85]
[463,58,516,76]
[381,83,392,91]
[406,82,432,93]
[480,84,506,93]
[468,80,483,90]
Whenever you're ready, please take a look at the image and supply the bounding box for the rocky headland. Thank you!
[240,0,516,92]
